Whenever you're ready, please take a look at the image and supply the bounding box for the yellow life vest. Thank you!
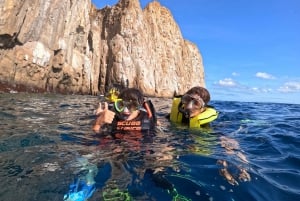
[170,96,218,128]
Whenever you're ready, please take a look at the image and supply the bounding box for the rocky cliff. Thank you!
[0,0,205,97]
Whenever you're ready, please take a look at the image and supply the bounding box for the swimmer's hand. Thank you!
[95,102,106,115]
[93,102,115,132]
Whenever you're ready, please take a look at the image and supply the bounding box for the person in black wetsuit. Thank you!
[93,87,156,134]
[92,87,192,200]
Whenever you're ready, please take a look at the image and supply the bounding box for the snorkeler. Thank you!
[93,87,156,134]
[169,86,218,128]
[92,87,192,200]
[169,86,251,185]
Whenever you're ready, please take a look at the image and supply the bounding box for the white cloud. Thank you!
[278,82,300,92]
[255,72,275,80]
[251,87,273,93]
[232,72,239,76]
[262,88,273,93]
[218,78,237,87]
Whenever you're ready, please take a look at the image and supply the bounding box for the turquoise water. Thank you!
[0,92,300,201]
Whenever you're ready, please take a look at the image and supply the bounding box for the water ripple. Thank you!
[1,94,300,200]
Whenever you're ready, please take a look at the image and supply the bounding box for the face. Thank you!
[114,99,141,120]
[181,93,205,117]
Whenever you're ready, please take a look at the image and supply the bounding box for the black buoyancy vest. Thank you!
[112,100,156,133]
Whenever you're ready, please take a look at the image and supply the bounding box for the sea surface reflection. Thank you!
[0,92,300,201]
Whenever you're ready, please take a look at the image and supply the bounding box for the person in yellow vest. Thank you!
[170,86,218,128]
[170,86,251,185]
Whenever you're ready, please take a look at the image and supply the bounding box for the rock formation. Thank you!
[0,0,205,97]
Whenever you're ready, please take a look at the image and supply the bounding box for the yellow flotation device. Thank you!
[170,96,218,128]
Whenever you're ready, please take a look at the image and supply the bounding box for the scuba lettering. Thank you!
[116,121,142,131]
[170,95,218,128]
[113,107,155,132]
[117,121,141,126]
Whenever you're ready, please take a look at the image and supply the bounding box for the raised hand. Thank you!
[93,102,115,132]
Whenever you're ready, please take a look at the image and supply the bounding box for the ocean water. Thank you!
[0,92,299,201]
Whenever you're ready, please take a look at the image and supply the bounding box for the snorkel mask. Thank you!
[114,99,141,120]
[179,94,205,118]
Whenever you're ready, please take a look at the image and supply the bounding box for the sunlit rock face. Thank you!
[0,0,205,96]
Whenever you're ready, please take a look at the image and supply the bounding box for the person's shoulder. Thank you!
[143,99,156,120]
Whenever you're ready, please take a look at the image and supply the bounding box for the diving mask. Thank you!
[114,99,141,113]
[181,94,205,110]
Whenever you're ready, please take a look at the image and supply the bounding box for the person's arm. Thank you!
[92,102,115,133]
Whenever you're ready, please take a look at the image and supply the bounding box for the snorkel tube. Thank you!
[105,87,120,103]
[178,101,190,118]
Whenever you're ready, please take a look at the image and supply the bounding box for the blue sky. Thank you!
[92,0,300,104]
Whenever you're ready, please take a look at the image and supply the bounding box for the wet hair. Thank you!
[118,88,144,104]
[185,86,210,104]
